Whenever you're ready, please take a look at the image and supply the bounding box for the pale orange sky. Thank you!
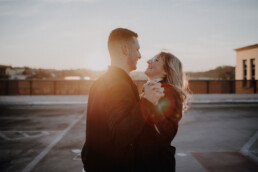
[0,0,258,72]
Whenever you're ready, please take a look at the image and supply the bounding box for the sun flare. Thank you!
[86,52,110,71]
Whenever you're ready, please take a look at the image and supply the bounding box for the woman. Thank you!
[135,51,188,172]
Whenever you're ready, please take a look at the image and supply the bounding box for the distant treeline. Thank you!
[185,66,235,80]
[130,66,235,80]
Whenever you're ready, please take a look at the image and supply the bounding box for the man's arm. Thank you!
[105,82,145,148]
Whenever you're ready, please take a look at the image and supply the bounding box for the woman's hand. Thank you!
[143,83,164,105]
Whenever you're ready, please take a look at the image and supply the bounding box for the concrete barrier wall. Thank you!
[208,80,235,93]
[188,80,208,94]
[0,80,257,95]
[32,80,55,95]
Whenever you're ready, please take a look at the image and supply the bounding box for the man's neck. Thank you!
[110,62,129,74]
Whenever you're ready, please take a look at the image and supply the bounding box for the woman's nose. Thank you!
[147,59,151,64]
[138,52,141,59]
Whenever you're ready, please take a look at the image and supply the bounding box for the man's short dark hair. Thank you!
[108,28,138,53]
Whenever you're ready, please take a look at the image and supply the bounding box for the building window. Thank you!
[251,59,255,80]
[243,60,247,87]
[250,59,255,87]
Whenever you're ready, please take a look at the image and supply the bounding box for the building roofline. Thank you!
[235,44,258,51]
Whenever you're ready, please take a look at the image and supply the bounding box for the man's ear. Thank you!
[121,44,129,56]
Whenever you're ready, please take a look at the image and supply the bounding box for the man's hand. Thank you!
[143,83,164,105]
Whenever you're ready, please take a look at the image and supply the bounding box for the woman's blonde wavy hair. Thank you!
[158,51,190,112]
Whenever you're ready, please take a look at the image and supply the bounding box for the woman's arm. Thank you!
[141,86,182,143]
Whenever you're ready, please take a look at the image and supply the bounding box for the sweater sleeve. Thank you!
[141,86,182,143]
[105,82,145,148]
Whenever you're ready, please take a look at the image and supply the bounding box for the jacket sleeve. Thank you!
[141,87,182,143]
[105,82,145,148]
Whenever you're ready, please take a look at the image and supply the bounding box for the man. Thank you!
[81,28,164,172]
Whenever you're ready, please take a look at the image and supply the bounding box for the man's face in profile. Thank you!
[127,37,141,72]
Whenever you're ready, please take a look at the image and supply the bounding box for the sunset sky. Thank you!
[0,0,258,72]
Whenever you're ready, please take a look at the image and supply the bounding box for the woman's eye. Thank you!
[151,57,159,62]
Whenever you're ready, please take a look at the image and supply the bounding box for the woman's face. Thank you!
[145,55,167,80]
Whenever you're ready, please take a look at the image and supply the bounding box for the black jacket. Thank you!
[81,66,145,172]
[134,83,182,172]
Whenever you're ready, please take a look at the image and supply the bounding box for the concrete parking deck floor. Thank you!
[1,94,258,105]
[0,97,258,172]
[174,104,258,172]
[0,105,86,172]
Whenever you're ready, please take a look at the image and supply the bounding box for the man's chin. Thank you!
[130,65,137,72]
[144,70,150,77]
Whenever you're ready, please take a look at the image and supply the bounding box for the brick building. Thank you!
[235,44,258,93]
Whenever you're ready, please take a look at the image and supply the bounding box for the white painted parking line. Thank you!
[73,153,81,161]
[22,115,84,172]
[19,131,30,137]
[72,149,82,160]
[176,153,187,157]
[0,132,10,140]
[0,131,50,141]
[72,149,81,154]
[241,130,258,163]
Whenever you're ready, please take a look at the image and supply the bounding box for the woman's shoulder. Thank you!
[159,83,183,120]
[161,83,183,107]
[161,83,180,96]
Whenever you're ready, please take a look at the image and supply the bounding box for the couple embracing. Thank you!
[81,28,188,172]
